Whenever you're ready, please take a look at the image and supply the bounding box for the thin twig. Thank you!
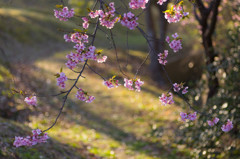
[86,63,106,80]
[109,30,129,78]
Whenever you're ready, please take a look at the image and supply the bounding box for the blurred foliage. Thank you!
[178,24,240,159]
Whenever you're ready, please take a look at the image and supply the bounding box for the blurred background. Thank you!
[0,0,239,158]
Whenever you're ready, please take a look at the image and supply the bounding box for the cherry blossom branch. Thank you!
[134,52,150,78]
[109,30,129,78]
[136,26,210,116]
[43,60,88,132]
[43,0,101,132]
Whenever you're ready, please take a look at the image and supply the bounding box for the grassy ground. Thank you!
[0,0,196,158]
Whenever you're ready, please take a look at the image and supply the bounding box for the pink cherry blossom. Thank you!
[64,34,71,42]
[173,83,181,92]
[54,7,74,21]
[121,12,139,30]
[165,36,170,43]
[82,17,89,29]
[88,2,120,29]
[76,88,95,103]
[56,72,68,89]
[97,56,108,63]
[221,119,233,132]
[104,81,115,88]
[129,0,149,9]
[169,39,182,52]
[180,112,188,121]
[207,117,219,127]
[157,0,167,5]
[159,93,174,106]
[167,33,183,52]
[172,33,179,38]
[124,78,144,92]
[13,129,49,147]
[135,79,144,92]
[188,112,197,121]
[103,77,120,89]
[70,32,89,44]
[180,112,197,121]
[164,5,188,23]
[124,78,134,90]
[24,96,37,106]
[173,83,188,94]
[86,96,95,103]
[182,86,188,94]
[158,50,168,65]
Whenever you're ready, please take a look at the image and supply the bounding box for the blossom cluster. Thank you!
[157,0,168,5]
[121,12,139,30]
[24,96,37,106]
[207,117,219,127]
[129,0,149,9]
[180,112,197,121]
[159,93,174,106]
[56,72,68,89]
[221,119,233,132]
[54,7,74,21]
[13,129,49,147]
[63,32,107,69]
[124,78,144,92]
[166,33,183,52]
[97,55,108,63]
[76,88,95,103]
[82,17,89,29]
[104,76,121,89]
[173,83,188,94]
[164,4,189,23]
[158,50,168,65]
[88,2,119,29]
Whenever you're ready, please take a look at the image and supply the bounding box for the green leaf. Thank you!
[54,73,60,78]
[56,5,63,9]
[73,29,83,32]
[87,8,91,12]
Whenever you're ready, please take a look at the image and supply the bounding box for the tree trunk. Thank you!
[145,1,169,86]
[195,0,221,100]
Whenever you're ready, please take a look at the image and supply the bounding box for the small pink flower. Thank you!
[24,96,37,106]
[103,81,115,89]
[188,112,197,121]
[54,7,74,21]
[159,93,174,106]
[158,50,168,65]
[164,5,188,23]
[121,12,139,30]
[124,78,134,91]
[173,83,188,94]
[207,117,219,127]
[180,112,197,122]
[97,56,107,63]
[135,79,144,92]
[82,17,89,29]
[129,0,149,9]
[165,36,170,43]
[86,96,95,103]
[157,0,167,5]
[124,78,144,92]
[76,88,95,103]
[56,72,68,89]
[182,86,188,94]
[221,119,233,132]
[180,112,188,121]
[13,129,49,147]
